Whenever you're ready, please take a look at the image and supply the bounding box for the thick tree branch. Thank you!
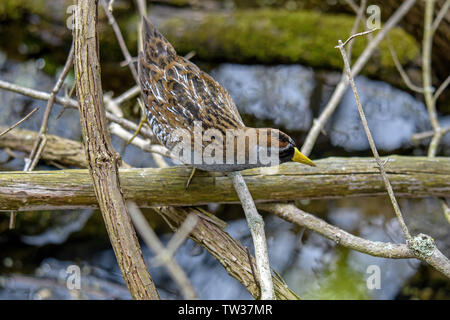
[158,206,300,300]
[0,156,448,211]
[74,0,158,300]
[261,203,450,278]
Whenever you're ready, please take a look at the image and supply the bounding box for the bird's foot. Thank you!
[185,167,197,190]
[185,167,216,190]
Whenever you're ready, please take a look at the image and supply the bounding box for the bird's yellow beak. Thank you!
[292,147,316,167]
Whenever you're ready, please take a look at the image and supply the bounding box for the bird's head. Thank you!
[263,129,316,167]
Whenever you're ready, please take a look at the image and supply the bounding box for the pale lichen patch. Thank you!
[407,233,435,259]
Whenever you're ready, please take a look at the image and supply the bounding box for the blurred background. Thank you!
[0,0,449,299]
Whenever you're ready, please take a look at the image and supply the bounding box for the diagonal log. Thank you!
[0,126,131,168]
[73,0,159,299]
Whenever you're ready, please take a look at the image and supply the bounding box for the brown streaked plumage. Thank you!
[138,17,315,171]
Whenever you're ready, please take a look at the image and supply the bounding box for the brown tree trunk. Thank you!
[74,0,159,300]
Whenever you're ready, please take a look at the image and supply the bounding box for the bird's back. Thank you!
[138,17,244,150]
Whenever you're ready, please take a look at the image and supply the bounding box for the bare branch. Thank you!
[127,201,198,299]
[113,85,140,105]
[0,125,131,168]
[100,0,139,83]
[0,80,156,143]
[432,0,450,33]
[344,0,360,14]
[0,107,39,138]
[433,75,450,102]
[262,203,450,278]
[24,44,74,171]
[421,0,447,157]
[336,28,450,274]
[158,206,300,300]
[387,35,424,93]
[301,0,418,156]
[411,126,450,142]
[339,28,379,48]
[346,0,367,61]
[336,35,411,240]
[228,171,274,300]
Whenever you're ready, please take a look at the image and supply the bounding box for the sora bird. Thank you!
[138,17,315,173]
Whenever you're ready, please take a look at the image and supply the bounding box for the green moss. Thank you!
[160,9,418,75]
[167,0,191,7]
[303,249,371,300]
[227,0,350,11]
[0,0,49,19]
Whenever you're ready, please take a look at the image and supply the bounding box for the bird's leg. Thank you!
[185,167,216,189]
[185,167,197,190]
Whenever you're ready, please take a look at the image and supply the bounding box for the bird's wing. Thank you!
[138,17,244,147]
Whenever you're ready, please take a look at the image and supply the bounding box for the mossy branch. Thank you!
[0,156,449,211]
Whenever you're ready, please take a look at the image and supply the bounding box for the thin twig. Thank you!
[431,0,450,33]
[56,83,76,119]
[433,75,450,102]
[346,0,367,61]
[228,171,274,300]
[336,35,411,240]
[135,0,147,52]
[127,201,198,299]
[0,79,156,142]
[113,85,140,105]
[151,214,199,267]
[336,32,449,266]
[108,0,115,12]
[344,0,360,13]
[24,44,74,171]
[340,28,379,48]
[109,117,170,158]
[411,126,450,141]
[27,135,47,172]
[9,211,16,229]
[420,0,448,158]
[0,106,39,138]
[387,34,424,93]
[301,0,418,156]
[100,0,139,83]
[127,98,147,145]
